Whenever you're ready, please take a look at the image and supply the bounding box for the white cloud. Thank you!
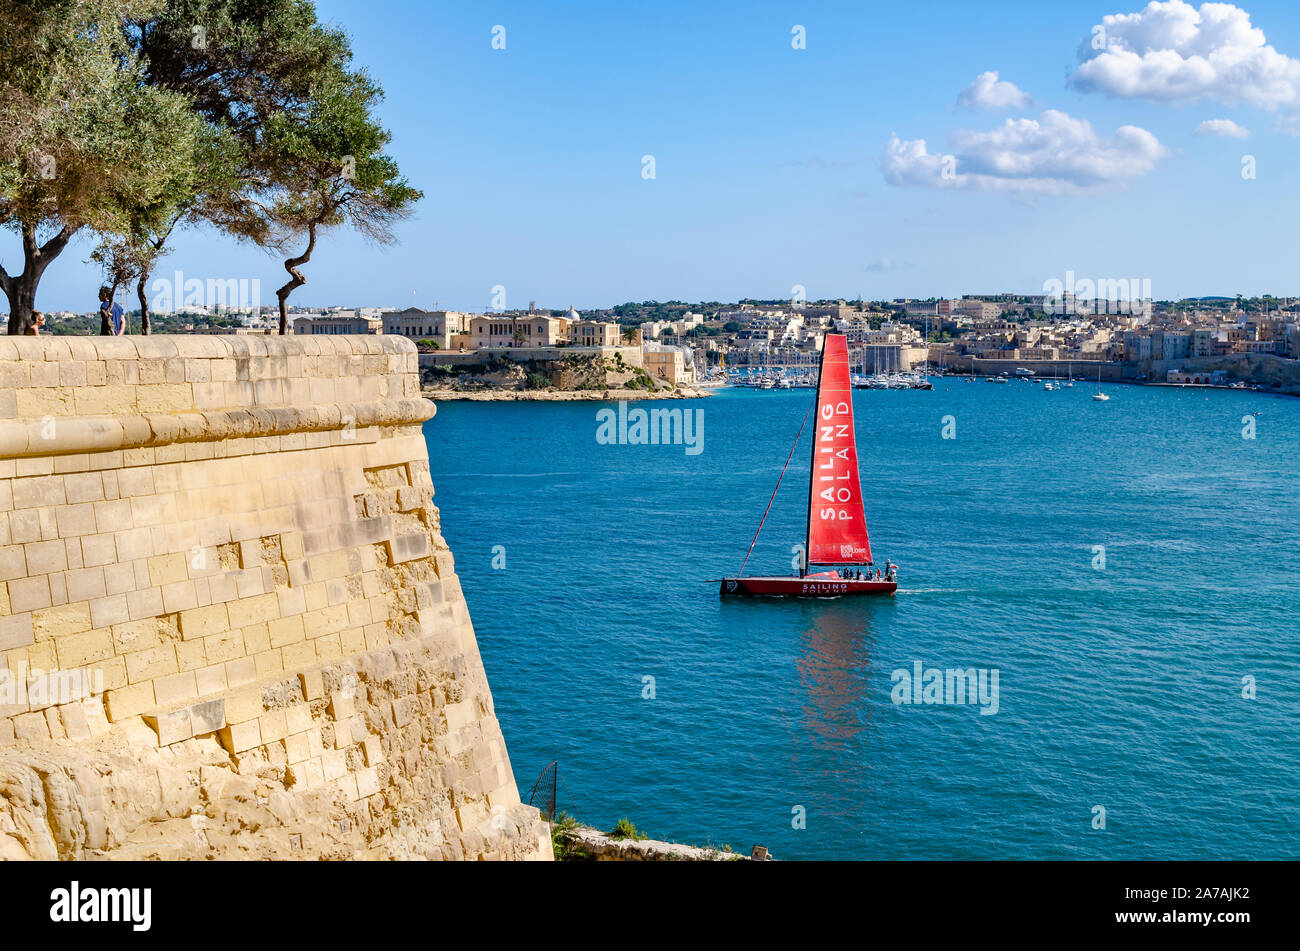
[1194,118,1249,137]
[883,110,1168,195]
[957,71,1034,110]
[1071,1,1300,108]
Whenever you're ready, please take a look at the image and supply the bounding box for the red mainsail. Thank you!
[806,334,873,565]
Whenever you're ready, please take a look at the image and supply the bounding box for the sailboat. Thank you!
[718,334,897,597]
[1092,364,1110,402]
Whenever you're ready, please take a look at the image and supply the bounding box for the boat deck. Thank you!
[719,576,897,597]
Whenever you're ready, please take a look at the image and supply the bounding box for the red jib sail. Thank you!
[806,334,873,565]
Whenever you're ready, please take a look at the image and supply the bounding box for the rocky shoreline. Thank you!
[553,824,771,861]
[423,386,714,401]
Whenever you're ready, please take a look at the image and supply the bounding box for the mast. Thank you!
[803,337,827,573]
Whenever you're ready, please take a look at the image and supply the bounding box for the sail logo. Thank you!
[595,402,703,456]
[890,661,1000,715]
[815,404,855,515]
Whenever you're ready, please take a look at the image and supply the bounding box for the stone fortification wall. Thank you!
[0,334,550,860]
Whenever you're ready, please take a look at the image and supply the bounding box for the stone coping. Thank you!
[0,398,435,458]
[0,334,416,363]
[0,334,432,457]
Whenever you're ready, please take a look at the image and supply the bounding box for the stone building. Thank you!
[643,344,696,384]
[381,309,469,350]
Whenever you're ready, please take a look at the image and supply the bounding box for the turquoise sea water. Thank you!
[425,381,1300,860]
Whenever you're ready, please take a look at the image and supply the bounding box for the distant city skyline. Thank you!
[12,0,1300,313]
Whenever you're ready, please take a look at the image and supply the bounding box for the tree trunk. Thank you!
[1,275,37,336]
[276,221,319,335]
[139,215,179,337]
[1,224,76,334]
[137,272,151,335]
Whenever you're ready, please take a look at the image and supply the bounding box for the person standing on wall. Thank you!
[98,286,127,336]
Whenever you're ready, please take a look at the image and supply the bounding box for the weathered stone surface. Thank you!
[0,336,550,860]
[556,825,769,862]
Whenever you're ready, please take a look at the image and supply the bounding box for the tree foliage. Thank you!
[0,0,206,332]
[1,0,420,334]
[259,68,422,333]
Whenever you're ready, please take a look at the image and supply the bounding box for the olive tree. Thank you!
[261,70,421,334]
[0,0,203,333]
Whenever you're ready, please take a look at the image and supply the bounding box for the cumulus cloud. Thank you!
[883,109,1168,195]
[957,71,1034,110]
[1194,118,1249,137]
[1070,1,1300,108]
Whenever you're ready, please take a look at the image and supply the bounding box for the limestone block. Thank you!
[283,732,310,764]
[298,669,325,701]
[355,766,380,798]
[285,703,312,735]
[336,773,360,801]
[224,688,263,725]
[12,710,50,743]
[62,568,105,605]
[281,640,316,670]
[328,691,356,721]
[153,670,198,707]
[190,699,225,735]
[178,604,229,641]
[224,656,257,689]
[195,663,228,697]
[53,631,113,670]
[58,702,93,742]
[259,708,288,743]
[104,682,155,721]
[0,613,35,651]
[125,645,178,684]
[218,719,261,754]
[321,749,347,782]
[144,707,193,746]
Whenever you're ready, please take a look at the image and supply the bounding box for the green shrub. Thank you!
[550,812,590,861]
[609,818,647,841]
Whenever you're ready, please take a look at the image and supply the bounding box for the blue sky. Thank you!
[17,0,1300,312]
